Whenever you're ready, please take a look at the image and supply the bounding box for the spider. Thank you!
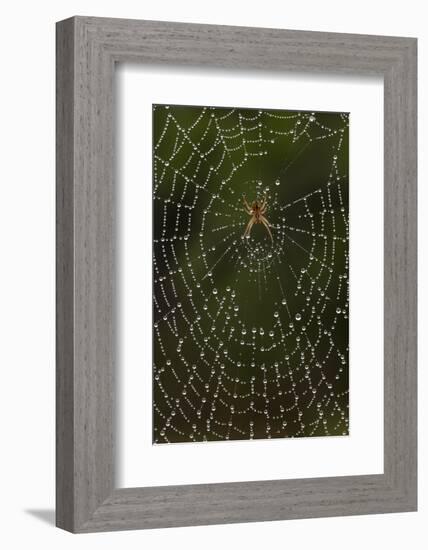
[242,195,273,242]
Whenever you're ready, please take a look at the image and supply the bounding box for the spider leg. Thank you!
[260,204,267,214]
[260,214,272,227]
[243,195,252,211]
[260,216,273,242]
[243,218,255,239]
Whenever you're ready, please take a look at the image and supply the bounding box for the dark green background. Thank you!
[152,104,349,444]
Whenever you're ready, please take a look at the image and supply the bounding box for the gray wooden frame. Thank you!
[56,16,417,533]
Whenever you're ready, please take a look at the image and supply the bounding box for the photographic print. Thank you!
[152,104,349,444]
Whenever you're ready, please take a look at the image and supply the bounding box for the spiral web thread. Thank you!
[152,104,349,444]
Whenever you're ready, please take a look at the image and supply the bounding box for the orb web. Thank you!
[152,104,349,444]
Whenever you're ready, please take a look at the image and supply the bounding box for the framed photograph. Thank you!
[56,16,417,532]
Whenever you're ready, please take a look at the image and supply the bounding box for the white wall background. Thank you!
[0,1,424,548]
